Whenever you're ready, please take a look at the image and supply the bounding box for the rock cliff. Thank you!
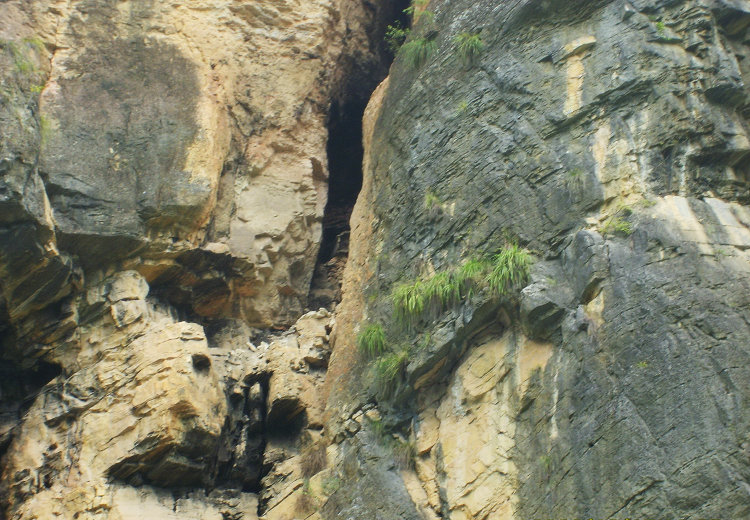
[2,0,750,519]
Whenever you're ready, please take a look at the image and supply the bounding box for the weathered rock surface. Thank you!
[327,0,750,518]
[0,0,393,516]
[0,271,335,519]
[0,0,396,338]
[3,0,750,518]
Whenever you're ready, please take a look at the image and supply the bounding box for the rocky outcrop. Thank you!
[326,0,750,518]
[0,270,335,519]
[0,0,396,342]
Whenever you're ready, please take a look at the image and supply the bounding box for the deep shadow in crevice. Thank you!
[308,0,411,310]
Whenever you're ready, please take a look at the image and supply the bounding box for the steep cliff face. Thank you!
[326,0,750,518]
[2,0,750,519]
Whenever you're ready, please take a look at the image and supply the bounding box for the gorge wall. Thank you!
[2,0,750,519]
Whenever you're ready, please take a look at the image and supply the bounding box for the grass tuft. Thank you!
[392,438,417,469]
[374,350,409,397]
[385,21,410,53]
[487,244,532,296]
[357,323,387,358]
[393,246,531,324]
[400,37,436,69]
[455,32,483,64]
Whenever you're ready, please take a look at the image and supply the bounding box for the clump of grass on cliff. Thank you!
[357,323,387,358]
[385,21,410,53]
[392,245,532,326]
[455,31,483,64]
[487,244,532,295]
[295,479,317,515]
[400,37,437,69]
[374,349,409,398]
[599,204,634,237]
[392,437,417,469]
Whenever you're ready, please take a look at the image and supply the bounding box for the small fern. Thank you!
[455,32,483,64]
[357,323,387,358]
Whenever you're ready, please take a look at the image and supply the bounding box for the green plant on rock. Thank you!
[487,244,532,296]
[601,217,633,237]
[400,37,437,69]
[357,323,387,358]
[455,32,483,64]
[568,168,583,178]
[393,245,532,325]
[385,21,410,53]
[392,271,462,326]
[1,39,38,75]
[374,349,409,397]
[424,190,441,213]
[456,257,490,291]
[295,479,317,515]
[367,415,388,440]
[600,204,634,237]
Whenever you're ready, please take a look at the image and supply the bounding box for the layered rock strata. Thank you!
[325,0,750,518]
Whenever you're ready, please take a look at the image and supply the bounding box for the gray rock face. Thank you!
[328,0,750,517]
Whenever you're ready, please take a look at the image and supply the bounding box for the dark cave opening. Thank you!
[308,0,411,310]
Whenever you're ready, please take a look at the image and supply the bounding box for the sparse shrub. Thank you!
[400,37,437,69]
[1,39,38,75]
[367,416,388,440]
[357,323,387,358]
[385,22,410,53]
[568,168,583,178]
[295,479,317,515]
[300,442,327,478]
[656,21,666,32]
[487,244,532,296]
[424,190,441,213]
[455,32,483,64]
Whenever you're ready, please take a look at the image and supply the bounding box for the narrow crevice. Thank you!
[308,0,411,310]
